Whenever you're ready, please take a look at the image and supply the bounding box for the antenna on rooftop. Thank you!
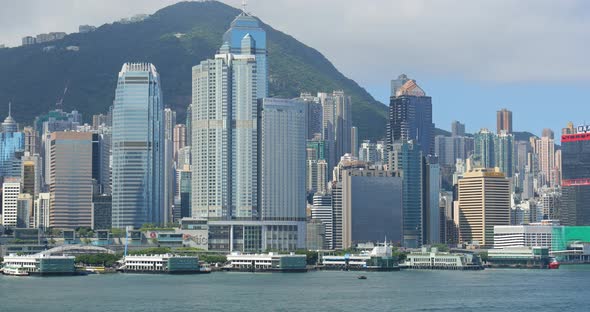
[241,0,247,13]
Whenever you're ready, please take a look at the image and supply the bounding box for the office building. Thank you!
[173,124,186,162]
[49,132,93,229]
[494,224,553,250]
[23,126,38,155]
[260,98,307,222]
[561,130,590,225]
[423,155,441,244]
[112,63,164,228]
[16,193,33,228]
[177,167,192,220]
[387,77,434,157]
[341,168,403,248]
[185,104,192,151]
[458,168,511,247]
[392,141,424,248]
[21,153,41,198]
[390,74,410,97]
[311,193,333,249]
[359,140,378,164]
[163,108,176,223]
[92,195,112,230]
[0,105,24,178]
[306,140,328,194]
[497,108,512,134]
[351,126,358,158]
[1,178,21,226]
[474,129,495,169]
[34,193,50,230]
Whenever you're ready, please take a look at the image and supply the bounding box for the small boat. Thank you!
[2,266,29,276]
[548,258,560,270]
[357,275,367,280]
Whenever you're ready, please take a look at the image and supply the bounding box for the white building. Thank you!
[404,247,480,269]
[494,223,554,250]
[259,98,307,222]
[226,252,306,271]
[311,193,333,249]
[34,193,50,230]
[1,180,21,227]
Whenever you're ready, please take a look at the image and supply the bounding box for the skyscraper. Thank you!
[192,39,258,220]
[320,91,352,170]
[259,98,307,222]
[387,77,434,157]
[173,124,186,162]
[0,105,24,178]
[300,92,323,139]
[535,132,555,187]
[341,168,403,248]
[561,130,590,225]
[222,9,268,99]
[451,120,466,137]
[423,155,441,245]
[351,126,358,158]
[495,131,514,177]
[163,108,176,223]
[496,108,512,134]
[458,168,511,247]
[311,193,333,249]
[474,128,495,169]
[393,141,424,248]
[49,132,93,229]
[112,63,164,228]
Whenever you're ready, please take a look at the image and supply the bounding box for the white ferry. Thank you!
[1,266,30,276]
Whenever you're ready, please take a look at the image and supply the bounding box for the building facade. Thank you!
[112,63,164,228]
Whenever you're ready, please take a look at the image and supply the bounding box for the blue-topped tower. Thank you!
[222,3,268,99]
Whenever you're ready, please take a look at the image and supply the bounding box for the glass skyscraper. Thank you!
[112,63,164,228]
[0,106,24,178]
[222,11,267,99]
[192,13,263,220]
[387,78,434,157]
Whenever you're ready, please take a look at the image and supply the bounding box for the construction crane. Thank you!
[56,81,69,110]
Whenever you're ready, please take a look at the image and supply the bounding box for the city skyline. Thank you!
[0,1,588,138]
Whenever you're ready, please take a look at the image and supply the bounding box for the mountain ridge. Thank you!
[0,1,388,140]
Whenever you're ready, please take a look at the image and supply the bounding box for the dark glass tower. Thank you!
[387,78,434,157]
[561,132,590,225]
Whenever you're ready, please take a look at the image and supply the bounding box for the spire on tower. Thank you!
[8,101,11,117]
[242,0,247,13]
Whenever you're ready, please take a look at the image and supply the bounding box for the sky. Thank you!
[1,0,589,138]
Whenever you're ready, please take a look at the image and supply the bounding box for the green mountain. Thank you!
[0,1,387,140]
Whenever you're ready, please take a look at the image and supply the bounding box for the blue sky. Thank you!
[365,78,586,138]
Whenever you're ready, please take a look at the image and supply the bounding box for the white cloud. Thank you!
[1,0,588,85]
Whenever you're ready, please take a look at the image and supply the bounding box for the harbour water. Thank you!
[1,265,589,312]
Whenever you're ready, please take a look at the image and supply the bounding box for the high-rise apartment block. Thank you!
[1,178,21,227]
[320,91,352,171]
[496,108,512,134]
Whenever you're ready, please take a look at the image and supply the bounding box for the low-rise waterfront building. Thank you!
[487,247,551,268]
[225,252,307,272]
[403,247,483,270]
[1,254,76,275]
[119,254,209,274]
[320,243,399,271]
[494,223,554,250]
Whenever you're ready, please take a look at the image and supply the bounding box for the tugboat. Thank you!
[548,258,560,270]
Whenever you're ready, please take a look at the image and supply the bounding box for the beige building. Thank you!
[458,168,511,248]
[49,132,93,229]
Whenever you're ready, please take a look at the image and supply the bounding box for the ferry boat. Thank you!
[548,258,560,269]
[1,266,29,276]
